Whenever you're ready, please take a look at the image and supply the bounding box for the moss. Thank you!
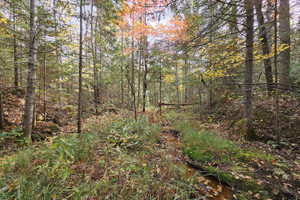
[242,179,264,192]
[206,166,236,184]
[232,165,253,176]
[235,193,248,200]
[245,128,258,141]
[235,118,247,128]
[275,162,290,171]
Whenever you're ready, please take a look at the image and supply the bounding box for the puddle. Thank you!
[161,128,232,200]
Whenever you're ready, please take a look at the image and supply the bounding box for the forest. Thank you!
[0,0,299,199]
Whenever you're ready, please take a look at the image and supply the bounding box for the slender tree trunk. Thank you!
[244,0,257,140]
[91,1,100,113]
[154,79,157,106]
[274,0,280,143]
[98,5,103,104]
[19,39,24,86]
[78,0,83,134]
[254,0,274,94]
[266,0,273,48]
[53,0,63,106]
[0,89,3,130]
[131,19,135,110]
[137,45,142,110]
[142,53,148,112]
[13,0,18,87]
[23,0,37,139]
[175,63,180,103]
[279,0,291,90]
[209,79,213,108]
[121,30,124,105]
[0,72,4,130]
[159,57,162,114]
[184,55,188,103]
[43,29,46,120]
[142,7,148,113]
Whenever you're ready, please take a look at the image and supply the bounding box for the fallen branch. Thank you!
[159,103,195,106]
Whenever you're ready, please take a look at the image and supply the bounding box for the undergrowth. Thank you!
[0,113,198,200]
[166,111,276,199]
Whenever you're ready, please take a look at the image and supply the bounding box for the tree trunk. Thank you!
[175,63,180,104]
[23,0,37,139]
[43,29,47,120]
[131,16,135,110]
[19,39,24,86]
[184,55,188,103]
[78,0,83,134]
[0,72,4,130]
[244,0,257,140]
[0,89,3,130]
[142,54,148,112]
[13,0,18,88]
[53,0,63,106]
[91,1,100,113]
[265,0,273,49]
[142,8,148,113]
[254,0,274,94]
[274,0,280,143]
[159,57,162,114]
[137,44,142,110]
[121,30,124,105]
[279,0,291,90]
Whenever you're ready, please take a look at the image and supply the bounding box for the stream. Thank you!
[161,126,232,200]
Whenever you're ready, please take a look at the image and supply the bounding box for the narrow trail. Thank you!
[161,125,232,200]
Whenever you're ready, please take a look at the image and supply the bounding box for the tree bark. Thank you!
[13,0,18,87]
[23,0,37,139]
[0,89,3,130]
[131,13,135,110]
[279,0,291,90]
[159,57,162,114]
[137,43,142,110]
[274,0,280,143]
[53,0,63,106]
[78,0,83,134]
[175,63,180,104]
[0,72,4,130]
[244,0,257,140]
[254,0,274,94]
[91,1,100,113]
[43,28,47,120]
[142,53,148,112]
[121,30,124,105]
[142,7,148,113]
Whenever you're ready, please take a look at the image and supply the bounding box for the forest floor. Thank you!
[166,109,300,200]
[0,93,300,199]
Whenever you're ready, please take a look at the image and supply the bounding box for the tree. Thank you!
[0,71,3,130]
[254,0,273,94]
[244,0,257,140]
[78,0,83,134]
[23,0,37,139]
[279,0,292,90]
[13,0,18,88]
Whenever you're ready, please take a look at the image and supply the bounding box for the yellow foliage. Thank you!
[164,74,175,84]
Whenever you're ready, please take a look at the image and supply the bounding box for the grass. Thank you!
[0,113,201,200]
[166,111,277,199]
[174,119,273,163]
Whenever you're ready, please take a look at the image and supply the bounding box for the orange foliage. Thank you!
[116,0,189,54]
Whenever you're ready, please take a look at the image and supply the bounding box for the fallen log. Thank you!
[159,103,195,106]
